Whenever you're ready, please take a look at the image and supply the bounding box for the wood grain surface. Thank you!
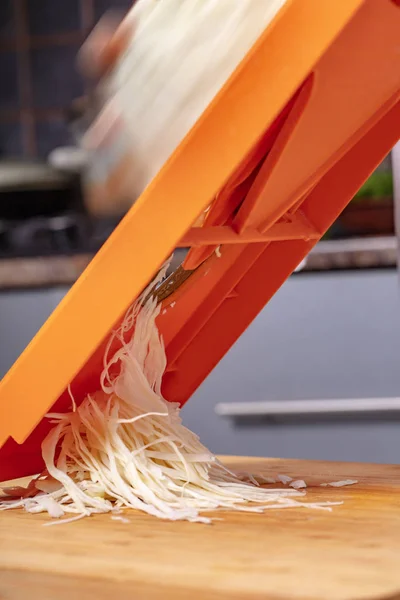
[1,456,400,600]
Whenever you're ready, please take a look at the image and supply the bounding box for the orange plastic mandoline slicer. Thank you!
[1,0,400,482]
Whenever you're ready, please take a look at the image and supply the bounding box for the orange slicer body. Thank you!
[1,0,400,482]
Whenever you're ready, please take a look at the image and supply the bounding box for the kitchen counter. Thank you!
[0,237,396,290]
[305,236,397,271]
[1,456,400,600]
[0,254,92,290]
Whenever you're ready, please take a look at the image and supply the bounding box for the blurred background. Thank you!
[1,1,400,464]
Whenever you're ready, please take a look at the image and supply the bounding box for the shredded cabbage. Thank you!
[290,480,307,490]
[0,269,343,524]
[93,0,289,197]
[320,480,358,488]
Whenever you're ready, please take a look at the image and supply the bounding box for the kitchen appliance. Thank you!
[0,160,88,257]
[0,160,123,257]
[0,0,399,481]
[0,161,83,219]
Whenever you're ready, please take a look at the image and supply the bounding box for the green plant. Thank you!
[354,171,393,202]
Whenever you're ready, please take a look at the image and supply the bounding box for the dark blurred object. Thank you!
[3,215,87,255]
[94,0,133,22]
[0,0,15,39]
[0,123,24,158]
[0,52,19,111]
[335,198,394,238]
[0,160,84,219]
[0,0,134,159]
[27,0,81,36]
[65,96,92,144]
[0,158,122,257]
[0,158,92,257]
[65,97,88,125]
[327,170,394,239]
[0,213,121,258]
[31,45,84,110]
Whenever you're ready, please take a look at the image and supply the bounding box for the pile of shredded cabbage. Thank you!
[0,267,342,525]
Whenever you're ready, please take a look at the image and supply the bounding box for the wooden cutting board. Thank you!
[1,456,400,600]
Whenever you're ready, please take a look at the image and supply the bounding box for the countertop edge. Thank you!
[0,236,396,291]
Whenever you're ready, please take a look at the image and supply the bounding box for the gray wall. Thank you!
[0,287,65,372]
[182,270,400,463]
[1,269,400,463]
